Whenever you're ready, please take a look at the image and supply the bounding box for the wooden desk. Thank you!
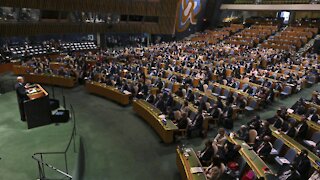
[133,99,178,143]
[0,63,15,74]
[176,147,206,180]
[270,126,320,171]
[228,135,274,179]
[85,81,131,106]
[49,62,67,70]
[305,101,320,115]
[288,112,320,133]
[24,73,76,88]
[12,65,34,75]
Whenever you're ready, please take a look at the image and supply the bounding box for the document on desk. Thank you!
[287,108,294,114]
[28,89,37,94]
[190,167,204,174]
[277,157,290,164]
[304,140,316,147]
[123,90,132,95]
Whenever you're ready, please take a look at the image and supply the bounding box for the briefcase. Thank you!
[51,110,70,123]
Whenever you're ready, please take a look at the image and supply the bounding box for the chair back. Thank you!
[251,87,257,95]
[311,132,320,144]
[167,83,173,90]
[308,75,316,84]
[235,82,240,89]
[189,111,197,121]
[242,84,249,91]
[248,129,257,144]
[223,89,230,97]
[283,86,292,94]
[284,148,297,163]
[273,139,284,153]
[214,87,221,95]
[202,96,208,103]
[249,100,257,108]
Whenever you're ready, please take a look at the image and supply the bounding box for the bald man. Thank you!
[15,76,29,121]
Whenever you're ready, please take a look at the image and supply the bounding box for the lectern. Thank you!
[24,84,51,129]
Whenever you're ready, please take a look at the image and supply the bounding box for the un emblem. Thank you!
[176,0,202,32]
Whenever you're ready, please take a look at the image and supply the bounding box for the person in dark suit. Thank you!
[255,136,272,159]
[186,89,195,103]
[296,117,309,142]
[166,94,174,107]
[221,102,233,129]
[235,125,249,142]
[15,76,29,121]
[146,94,156,104]
[155,95,166,112]
[292,150,311,179]
[176,112,188,129]
[285,122,297,138]
[187,111,204,138]
[199,140,215,166]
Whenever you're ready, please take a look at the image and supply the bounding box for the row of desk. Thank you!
[176,147,206,180]
[85,81,131,106]
[24,73,76,88]
[133,99,178,144]
[0,63,17,74]
[287,112,320,133]
[270,126,320,171]
[12,65,77,88]
[176,135,275,180]
[228,134,274,179]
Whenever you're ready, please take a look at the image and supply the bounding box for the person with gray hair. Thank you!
[15,76,29,121]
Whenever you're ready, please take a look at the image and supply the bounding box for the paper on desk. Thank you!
[305,140,316,147]
[278,157,290,164]
[190,167,204,174]
[287,108,294,114]
[28,89,37,94]
[123,90,132,95]
[185,148,191,153]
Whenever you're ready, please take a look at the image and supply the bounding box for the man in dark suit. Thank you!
[177,112,188,129]
[187,111,203,138]
[15,76,29,121]
[255,136,273,159]
[199,140,215,166]
[296,117,309,142]
[292,150,311,179]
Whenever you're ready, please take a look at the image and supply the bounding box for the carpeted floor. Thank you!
[0,72,319,180]
[0,90,76,180]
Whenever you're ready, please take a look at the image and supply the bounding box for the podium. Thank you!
[24,84,51,129]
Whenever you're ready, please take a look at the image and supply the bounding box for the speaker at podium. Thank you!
[24,84,52,129]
